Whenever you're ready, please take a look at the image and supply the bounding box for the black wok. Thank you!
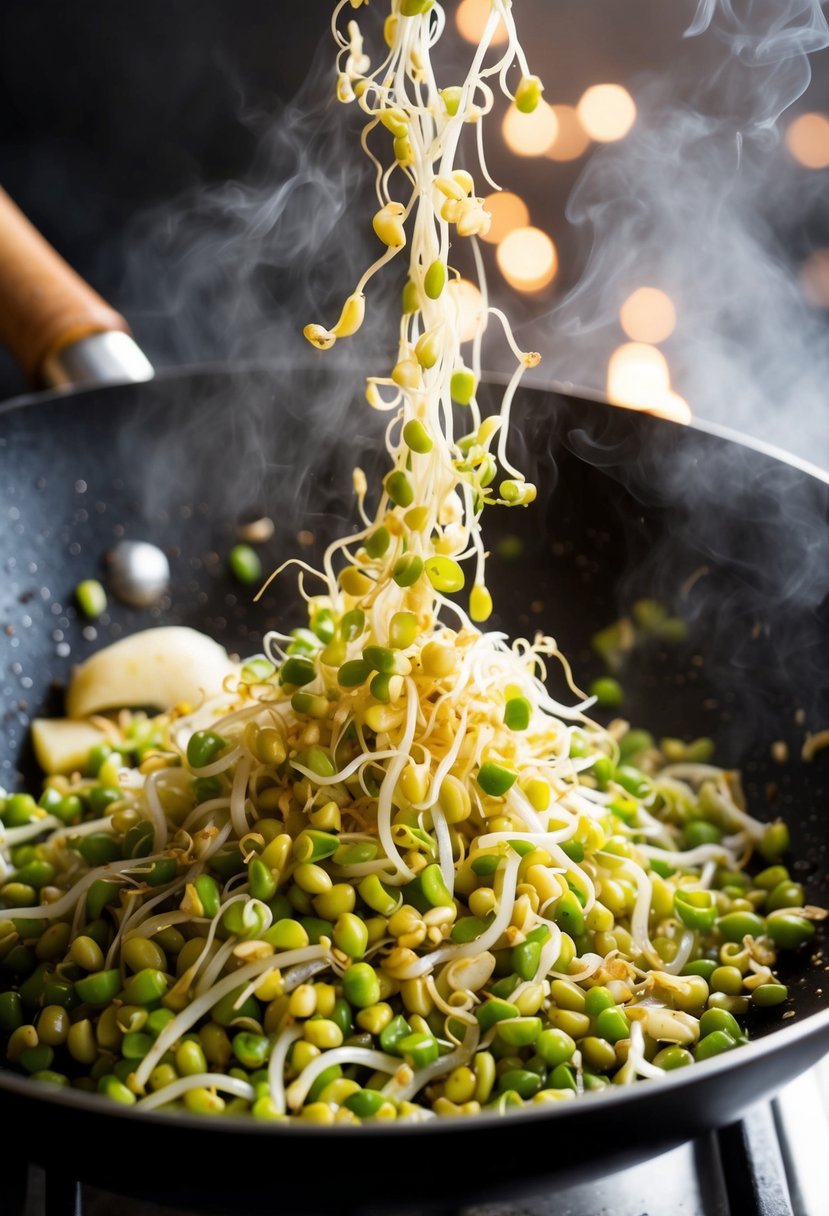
[1,361,828,1215]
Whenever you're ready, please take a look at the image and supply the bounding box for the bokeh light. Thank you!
[502,99,559,157]
[619,287,677,344]
[801,248,829,307]
[577,84,637,143]
[456,0,508,47]
[785,113,829,169]
[480,191,530,245]
[449,278,486,342]
[496,227,558,293]
[656,392,693,425]
[546,105,591,161]
[607,343,671,411]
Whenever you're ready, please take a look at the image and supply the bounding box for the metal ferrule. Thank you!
[41,331,154,390]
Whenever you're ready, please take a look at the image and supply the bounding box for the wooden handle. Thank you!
[0,188,131,382]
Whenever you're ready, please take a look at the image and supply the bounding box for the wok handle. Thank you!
[0,187,153,388]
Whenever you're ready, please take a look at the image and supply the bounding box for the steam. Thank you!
[117,16,396,525]
[524,0,829,464]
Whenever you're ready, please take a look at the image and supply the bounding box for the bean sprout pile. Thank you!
[0,0,822,1123]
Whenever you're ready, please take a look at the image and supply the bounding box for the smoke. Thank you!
[114,10,400,528]
[522,0,829,464]
[507,0,829,745]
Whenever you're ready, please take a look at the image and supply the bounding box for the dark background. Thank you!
[2,0,829,458]
[0,0,698,392]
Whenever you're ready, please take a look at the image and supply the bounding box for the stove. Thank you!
[10,1057,828,1216]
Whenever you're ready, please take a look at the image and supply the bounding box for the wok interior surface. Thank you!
[0,366,827,1209]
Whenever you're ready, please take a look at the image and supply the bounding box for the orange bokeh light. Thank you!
[502,99,559,158]
[480,191,530,245]
[607,343,671,411]
[456,0,508,47]
[496,227,558,293]
[786,113,829,169]
[577,84,637,143]
[448,278,486,342]
[619,287,677,344]
[801,248,829,306]
[546,105,591,161]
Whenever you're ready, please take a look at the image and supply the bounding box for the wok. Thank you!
[0,199,828,1216]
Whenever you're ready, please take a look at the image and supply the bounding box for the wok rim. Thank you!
[0,997,825,1136]
[2,360,829,491]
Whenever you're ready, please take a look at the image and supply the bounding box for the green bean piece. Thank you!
[684,820,722,848]
[147,1008,176,1037]
[74,577,107,619]
[695,1030,738,1061]
[122,1032,154,1061]
[14,860,55,890]
[0,991,23,1032]
[3,794,40,827]
[765,881,805,912]
[477,762,518,797]
[476,999,521,1032]
[379,1014,411,1055]
[654,1046,694,1070]
[342,963,381,1009]
[98,1075,137,1106]
[497,1068,543,1099]
[74,970,121,1007]
[766,913,814,949]
[589,677,624,709]
[675,889,717,933]
[121,969,168,1006]
[392,554,424,587]
[385,471,415,508]
[717,911,766,942]
[681,959,719,984]
[495,1017,542,1048]
[758,820,790,863]
[583,986,615,1018]
[699,1008,742,1040]
[345,1088,388,1118]
[333,913,369,959]
[229,544,262,585]
[594,1007,630,1043]
[549,1063,578,1092]
[279,657,317,688]
[554,891,585,938]
[36,1006,70,1047]
[19,1045,55,1075]
[753,983,789,1007]
[579,1037,617,1073]
[504,696,531,731]
[212,988,262,1028]
[299,917,334,945]
[398,1032,439,1068]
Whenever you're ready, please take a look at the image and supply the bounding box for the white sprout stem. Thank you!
[229,756,253,839]
[135,1072,256,1111]
[628,1021,668,1082]
[133,944,331,1089]
[1,815,62,847]
[268,1026,305,1114]
[376,680,419,882]
[142,770,170,851]
[286,1046,403,1111]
